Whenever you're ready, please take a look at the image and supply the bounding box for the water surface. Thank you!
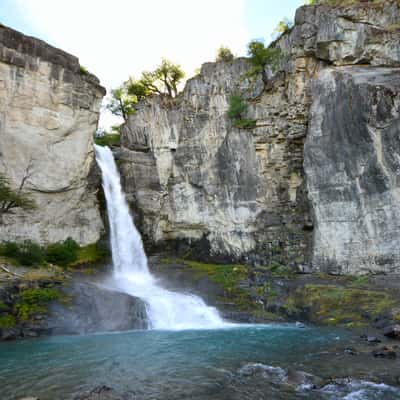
[1,324,399,400]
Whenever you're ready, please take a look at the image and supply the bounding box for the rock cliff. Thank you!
[0,25,105,245]
[120,1,400,274]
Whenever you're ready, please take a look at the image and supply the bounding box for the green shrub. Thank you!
[227,95,248,120]
[1,241,20,258]
[247,39,282,76]
[227,95,257,129]
[45,237,79,266]
[15,241,44,266]
[79,65,88,75]
[216,46,234,62]
[0,240,44,266]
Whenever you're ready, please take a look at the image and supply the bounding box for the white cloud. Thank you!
[17,0,249,128]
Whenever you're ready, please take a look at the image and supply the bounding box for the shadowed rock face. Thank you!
[48,282,148,334]
[305,67,400,274]
[0,24,105,245]
[119,1,400,274]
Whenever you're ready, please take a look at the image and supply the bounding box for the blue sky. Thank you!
[0,0,304,127]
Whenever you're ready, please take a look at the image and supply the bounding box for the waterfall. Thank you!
[94,145,228,330]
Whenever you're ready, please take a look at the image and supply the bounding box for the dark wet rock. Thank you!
[366,336,381,344]
[383,325,400,339]
[0,327,19,341]
[374,314,393,329]
[48,282,148,335]
[344,347,357,356]
[372,346,397,359]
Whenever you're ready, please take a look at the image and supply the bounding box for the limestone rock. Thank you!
[120,58,311,265]
[305,67,400,274]
[0,25,105,245]
[120,1,400,274]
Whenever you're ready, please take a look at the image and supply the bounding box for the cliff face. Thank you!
[0,25,105,245]
[121,1,400,274]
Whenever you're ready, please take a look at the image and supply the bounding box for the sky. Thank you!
[0,0,304,128]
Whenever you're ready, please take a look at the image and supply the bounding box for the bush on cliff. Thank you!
[45,238,79,266]
[0,173,36,223]
[0,237,80,267]
[247,39,282,76]
[227,95,256,129]
[216,46,234,62]
[0,240,44,266]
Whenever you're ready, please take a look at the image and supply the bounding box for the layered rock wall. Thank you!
[121,1,400,274]
[0,25,105,245]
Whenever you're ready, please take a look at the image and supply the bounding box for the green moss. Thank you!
[180,260,258,311]
[69,242,109,267]
[257,282,278,298]
[94,134,120,147]
[283,297,301,315]
[0,314,16,328]
[349,275,370,288]
[0,301,8,312]
[182,260,247,291]
[16,288,60,321]
[286,284,395,326]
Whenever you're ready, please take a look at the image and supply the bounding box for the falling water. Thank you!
[94,145,228,330]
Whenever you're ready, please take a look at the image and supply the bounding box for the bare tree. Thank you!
[0,162,36,223]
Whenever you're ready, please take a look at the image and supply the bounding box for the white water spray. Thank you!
[95,145,228,330]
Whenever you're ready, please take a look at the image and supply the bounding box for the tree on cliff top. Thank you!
[106,85,137,121]
[107,59,185,121]
[247,39,282,79]
[216,46,234,62]
[0,166,36,223]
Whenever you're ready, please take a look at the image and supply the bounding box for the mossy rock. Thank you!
[0,314,16,328]
[284,284,396,326]
[16,287,60,321]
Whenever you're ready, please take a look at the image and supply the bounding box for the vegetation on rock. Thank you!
[216,46,234,62]
[0,173,36,223]
[16,287,60,321]
[0,238,109,268]
[0,314,16,328]
[226,95,256,129]
[107,59,185,121]
[247,39,282,77]
[283,284,396,328]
